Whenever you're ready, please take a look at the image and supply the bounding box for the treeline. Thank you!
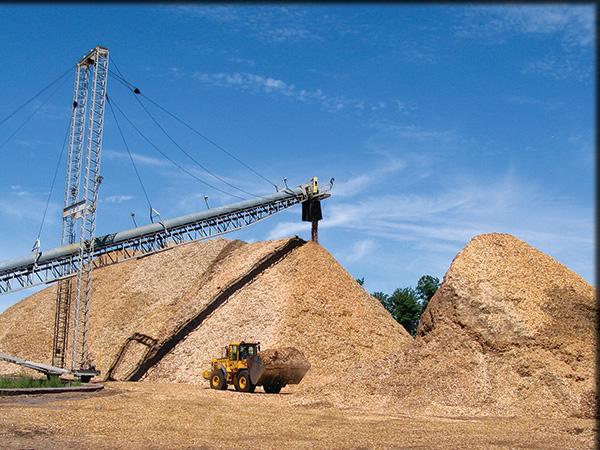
[356,275,440,336]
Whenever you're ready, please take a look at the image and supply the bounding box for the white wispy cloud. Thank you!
[344,239,377,263]
[193,71,388,113]
[506,95,563,110]
[395,101,417,115]
[270,173,593,262]
[369,123,458,143]
[13,139,53,149]
[567,132,594,165]
[332,157,407,198]
[227,56,256,67]
[29,100,70,121]
[105,147,278,212]
[457,5,594,47]
[0,189,60,224]
[172,6,323,43]
[521,56,592,81]
[456,5,594,81]
[104,195,134,204]
[103,150,171,167]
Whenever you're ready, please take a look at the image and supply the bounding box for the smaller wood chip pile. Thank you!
[337,233,597,418]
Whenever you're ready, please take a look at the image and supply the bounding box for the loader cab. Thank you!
[225,342,260,361]
[239,342,260,360]
[228,344,239,361]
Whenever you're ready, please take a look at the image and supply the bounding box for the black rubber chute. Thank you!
[302,199,322,222]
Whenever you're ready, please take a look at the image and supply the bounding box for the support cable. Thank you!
[0,75,70,153]
[106,97,153,211]
[133,94,262,199]
[108,96,246,201]
[107,69,136,91]
[107,64,278,190]
[0,67,71,129]
[143,95,277,189]
[36,119,71,242]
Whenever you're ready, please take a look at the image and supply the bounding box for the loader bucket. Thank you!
[247,347,310,387]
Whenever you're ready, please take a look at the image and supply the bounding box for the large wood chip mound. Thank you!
[0,237,411,399]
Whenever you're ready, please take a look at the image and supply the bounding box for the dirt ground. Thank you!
[0,382,595,449]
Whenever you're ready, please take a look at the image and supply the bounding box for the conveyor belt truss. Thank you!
[0,188,329,295]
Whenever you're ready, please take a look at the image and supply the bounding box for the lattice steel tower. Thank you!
[52,46,109,372]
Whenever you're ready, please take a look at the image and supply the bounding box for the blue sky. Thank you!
[0,5,595,311]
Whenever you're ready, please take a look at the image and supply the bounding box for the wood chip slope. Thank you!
[343,233,596,418]
[0,237,280,377]
[0,238,412,399]
[143,241,413,396]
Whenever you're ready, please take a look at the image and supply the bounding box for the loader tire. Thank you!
[234,370,255,393]
[263,383,283,394]
[210,369,227,390]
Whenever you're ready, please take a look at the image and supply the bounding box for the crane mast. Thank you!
[0,45,331,381]
[52,46,108,374]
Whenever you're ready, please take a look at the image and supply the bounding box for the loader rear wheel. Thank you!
[210,369,227,390]
[263,383,283,394]
[234,370,255,393]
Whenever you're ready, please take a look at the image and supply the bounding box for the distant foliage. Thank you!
[369,274,440,337]
[387,287,421,335]
[416,275,440,314]
[356,277,365,286]
[372,291,389,307]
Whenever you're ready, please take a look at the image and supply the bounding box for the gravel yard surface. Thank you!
[0,382,595,449]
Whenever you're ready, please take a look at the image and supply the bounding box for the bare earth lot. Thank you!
[0,382,595,449]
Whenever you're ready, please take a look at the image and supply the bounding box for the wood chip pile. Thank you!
[0,236,411,395]
[0,232,594,419]
[143,239,413,394]
[0,237,280,377]
[335,233,596,418]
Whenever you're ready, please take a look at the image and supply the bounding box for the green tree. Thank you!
[387,287,421,336]
[372,291,389,311]
[415,275,440,313]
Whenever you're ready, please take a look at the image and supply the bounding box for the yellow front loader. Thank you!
[201,341,310,394]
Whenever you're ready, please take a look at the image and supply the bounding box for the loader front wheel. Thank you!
[234,370,255,393]
[263,383,283,394]
[210,369,227,390]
